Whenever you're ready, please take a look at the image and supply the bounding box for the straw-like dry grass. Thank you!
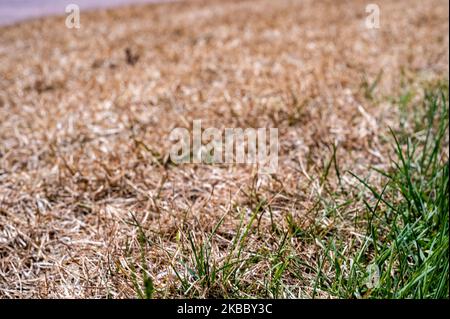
[0,0,448,298]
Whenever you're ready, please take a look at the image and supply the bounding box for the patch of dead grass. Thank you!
[0,0,448,298]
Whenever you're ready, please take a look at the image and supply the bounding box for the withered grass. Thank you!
[0,0,448,298]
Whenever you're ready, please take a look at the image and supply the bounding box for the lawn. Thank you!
[0,0,448,298]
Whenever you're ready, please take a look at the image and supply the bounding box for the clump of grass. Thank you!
[127,214,155,299]
[361,70,384,101]
[167,203,265,298]
[159,199,305,298]
[315,87,449,298]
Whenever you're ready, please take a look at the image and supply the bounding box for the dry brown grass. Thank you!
[0,0,448,298]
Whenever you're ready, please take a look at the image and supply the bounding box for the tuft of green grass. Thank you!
[315,86,449,298]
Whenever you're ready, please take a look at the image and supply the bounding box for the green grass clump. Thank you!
[316,87,449,298]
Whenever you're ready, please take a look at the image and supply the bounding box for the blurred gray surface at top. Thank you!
[0,0,171,26]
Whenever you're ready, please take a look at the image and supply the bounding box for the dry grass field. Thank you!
[0,0,448,298]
